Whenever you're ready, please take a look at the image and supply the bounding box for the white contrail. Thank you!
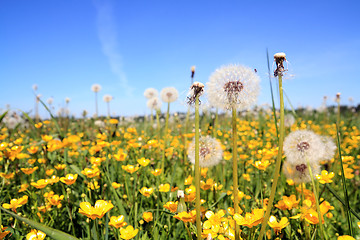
[94,0,134,96]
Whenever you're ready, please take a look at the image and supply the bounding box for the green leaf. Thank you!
[0,206,79,240]
[0,110,8,123]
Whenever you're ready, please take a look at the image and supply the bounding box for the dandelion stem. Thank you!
[232,106,240,240]
[194,95,202,240]
[257,73,285,240]
[161,103,170,173]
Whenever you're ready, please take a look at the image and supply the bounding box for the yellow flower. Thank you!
[81,167,100,178]
[109,215,127,228]
[316,170,335,184]
[137,157,150,167]
[0,172,15,179]
[150,169,162,176]
[113,151,127,161]
[54,164,66,170]
[252,160,271,171]
[21,167,39,175]
[142,212,153,222]
[0,225,10,239]
[27,145,39,154]
[2,195,28,213]
[158,183,170,192]
[268,216,289,235]
[34,123,43,128]
[47,195,64,208]
[31,179,49,189]
[26,229,46,240]
[60,174,78,185]
[163,201,178,213]
[112,182,121,189]
[19,183,29,192]
[139,187,154,197]
[233,208,265,228]
[275,195,300,210]
[174,210,197,223]
[45,169,54,176]
[242,173,251,181]
[79,200,114,220]
[119,225,138,240]
[200,178,214,190]
[184,175,193,185]
[122,165,139,174]
[203,210,226,233]
[338,236,355,240]
[88,181,100,190]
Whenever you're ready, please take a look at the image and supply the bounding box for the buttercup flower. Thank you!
[109,215,127,228]
[26,229,46,240]
[60,174,78,185]
[79,200,114,220]
[207,64,260,110]
[316,170,335,184]
[268,216,289,235]
[142,212,153,222]
[188,136,223,168]
[119,225,138,240]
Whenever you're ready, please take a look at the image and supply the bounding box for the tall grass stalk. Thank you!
[161,102,170,173]
[336,123,353,236]
[257,70,285,240]
[194,95,202,240]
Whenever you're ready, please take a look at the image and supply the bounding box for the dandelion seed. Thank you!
[283,160,320,184]
[144,88,158,99]
[160,87,179,103]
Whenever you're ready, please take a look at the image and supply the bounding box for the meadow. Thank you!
[0,61,359,240]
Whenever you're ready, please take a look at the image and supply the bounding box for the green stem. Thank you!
[307,161,325,239]
[257,74,285,240]
[195,96,202,240]
[161,103,170,173]
[232,106,240,240]
[336,123,353,236]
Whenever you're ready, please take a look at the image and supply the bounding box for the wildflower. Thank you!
[113,151,127,161]
[119,225,139,240]
[184,175,193,185]
[0,225,10,239]
[31,179,49,189]
[200,178,214,190]
[88,181,100,190]
[21,166,39,175]
[112,182,121,189]
[158,88,179,107]
[320,136,336,161]
[2,195,28,213]
[316,170,335,184]
[207,64,260,110]
[203,210,226,233]
[142,212,153,222]
[81,167,100,178]
[252,160,271,171]
[188,136,223,168]
[174,210,197,223]
[163,201,178,213]
[144,88,158,99]
[137,157,150,167]
[283,160,320,184]
[275,195,300,210]
[27,145,39,154]
[150,169,162,176]
[122,165,139,174]
[283,130,326,165]
[47,194,64,208]
[338,236,356,240]
[103,94,113,102]
[60,174,78,185]
[19,183,29,192]
[54,164,66,170]
[79,200,114,220]
[139,187,154,197]
[268,216,289,235]
[233,208,265,228]
[158,183,170,192]
[109,215,127,228]
[26,229,46,240]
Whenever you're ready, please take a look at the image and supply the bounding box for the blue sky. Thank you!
[1,0,359,117]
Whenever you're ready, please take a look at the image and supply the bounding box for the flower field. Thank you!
[1,61,360,240]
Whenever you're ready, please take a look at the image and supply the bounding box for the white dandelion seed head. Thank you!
[284,114,296,128]
[160,87,179,103]
[320,136,337,161]
[274,52,286,59]
[94,120,105,128]
[147,97,162,110]
[65,97,70,103]
[144,88,158,99]
[207,64,260,111]
[103,94,113,103]
[4,117,19,129]
[283,160,320,184]
[187,136,223,168]
[32,84,38,91]
[47,97,54,105]
[91,84,102,93]
[283,130,326,165]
